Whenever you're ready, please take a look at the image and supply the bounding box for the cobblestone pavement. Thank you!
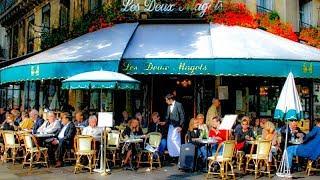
[0,162,318,180]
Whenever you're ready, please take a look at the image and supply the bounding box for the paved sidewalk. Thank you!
[0,162,319,180]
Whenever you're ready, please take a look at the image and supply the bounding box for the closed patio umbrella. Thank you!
[274,72,303,178]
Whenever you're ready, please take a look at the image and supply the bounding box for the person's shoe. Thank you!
[55,161,62,168]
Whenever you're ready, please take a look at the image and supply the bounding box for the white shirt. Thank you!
[82,126,102,141]
[58,122,70,139]
[37,119,61,134]
[170,101,176,113]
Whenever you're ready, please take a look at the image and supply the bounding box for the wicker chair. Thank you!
[207,140,236,180]
[137,132,162,170]
[245,140,272,179]
[74,135,96,174]
[21,133,48,170]
[106,131,121,167]
[2,130,25,164]
[306,158,320,176]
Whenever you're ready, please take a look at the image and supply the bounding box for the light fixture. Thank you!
[176,79,192,88]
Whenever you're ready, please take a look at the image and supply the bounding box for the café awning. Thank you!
[0,23,138,84]
[122,23,320,78]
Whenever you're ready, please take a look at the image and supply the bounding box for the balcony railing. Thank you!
[0,0,17,15]
[257,5,273,14]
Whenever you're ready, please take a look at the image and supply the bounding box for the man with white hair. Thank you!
[82,115,102,141]
[37,111,61,134]
[30,109,44,134]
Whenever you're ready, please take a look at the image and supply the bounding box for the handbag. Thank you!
[235,141,245,150]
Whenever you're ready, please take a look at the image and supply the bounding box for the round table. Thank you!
[192,138,218,172]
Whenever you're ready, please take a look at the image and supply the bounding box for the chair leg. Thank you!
[157,153,161,168]
[245,158,249,174]
[229,161,236,180]
[89,156,92,174]
[266,160,271,179]
[150,153,153,170]
[74,155,80,174]
[112,152,116,166]
[29,153,33,171]
[44,151,49,168]
[254,160,258,179]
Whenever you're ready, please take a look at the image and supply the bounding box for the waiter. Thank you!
[164,93,185,159]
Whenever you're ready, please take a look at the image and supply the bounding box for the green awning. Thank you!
[122,24,320,78]
[0,23,138,84]
[121,58,317,78]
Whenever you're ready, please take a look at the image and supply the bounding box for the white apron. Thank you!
[167,125,181,157]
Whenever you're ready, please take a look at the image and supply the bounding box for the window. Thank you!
[9,25,18,58]
[89,0,101,11]
[6,84,21,110]
[257,0,274,13]
[60,0,70,28]
[300,1,312,28]
[42,4,51,33]
[27,14,35,54]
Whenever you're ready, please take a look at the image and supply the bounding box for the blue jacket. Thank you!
[32,117,44,134]
[297,126,320,161]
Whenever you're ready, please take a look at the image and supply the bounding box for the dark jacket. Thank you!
[165,101,185,128]
[148,122,167,139]
[236,128,255,142]
[2,122,15,131]
[122,126,143,138]
[297,126,320,161]
[32,117,44,134]
[58,122,76,147]
[186,128,201,143]
[280,126,305,149]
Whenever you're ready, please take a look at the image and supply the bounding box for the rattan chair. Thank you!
[74,135,96,174]
[2,130,25,164]
[21,133,48,170]
[207,140,236,180]
[306,158,320,176]
[106,131,121,167]
[245,140,272,179]
[137,132,162,170]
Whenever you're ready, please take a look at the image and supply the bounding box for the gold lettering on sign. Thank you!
[178,62,207,74]
[123,63,138,72]
[145,63,169,71]
[302,63,313,74]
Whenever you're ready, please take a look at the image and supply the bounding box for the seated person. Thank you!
[37,111,61,135]
[2,114,17,131]
[30,109,44,134]
[280,121,305,150]
[208,116,228,155]
[121,118,143,168]
[73,111,88,127]
[287,118,320,170]
[11,109,21,126]
[19,111,34,130]
[196,114,208,136]
[82,115,102,142]
[50,113,76,167]
[147,112,167,155]
[186,118,200,142]
[135,112,148,129]
[235,118,254,154]
[262,120,279,162]
[252,117,262,137]
[119,110,131,126]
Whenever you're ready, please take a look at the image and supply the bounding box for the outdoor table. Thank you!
[289,140,302,145]
[122,138,143,170]
[192,138,217,172]
[34,133,55,138]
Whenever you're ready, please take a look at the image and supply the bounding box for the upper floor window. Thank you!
[27,14,35,54]
[60,0,70,28]
[89,0,101,11]
[9,25,18,58]
[42,4,51,33]
[257,0,274,13]
[300,0,312,28]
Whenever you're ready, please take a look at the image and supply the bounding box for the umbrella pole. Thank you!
[276,121,291,177]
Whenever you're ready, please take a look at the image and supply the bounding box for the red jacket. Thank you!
[209,129,228,144]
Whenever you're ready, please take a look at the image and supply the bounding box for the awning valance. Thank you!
[122,24,320,78]
[0,23,138,84]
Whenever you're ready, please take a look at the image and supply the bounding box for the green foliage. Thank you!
[269,11,280,21]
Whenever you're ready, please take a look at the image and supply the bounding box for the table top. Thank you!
[124,138,143,143]
[289,140,302,145]
[193,138,217,144]
[34,133,55,138]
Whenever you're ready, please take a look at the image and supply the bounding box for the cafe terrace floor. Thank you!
[0,162,319,180]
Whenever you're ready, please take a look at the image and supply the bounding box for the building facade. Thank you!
[0,0,319,128]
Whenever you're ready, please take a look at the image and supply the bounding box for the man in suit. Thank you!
[30,109,44,134]
[52,113,76,167]
[280,120,305,150]
[148,112,167,155]
[164,93,185,158]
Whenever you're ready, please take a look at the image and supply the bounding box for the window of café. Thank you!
[259,85,280,117]
[23,82,37,110]
[0,88,6,108]
[6,84,21,110]
[89,0,101,11]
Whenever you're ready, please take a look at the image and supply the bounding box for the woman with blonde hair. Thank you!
[262,120,279,162]
[19,111,34,130]
[121,118,143,169]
